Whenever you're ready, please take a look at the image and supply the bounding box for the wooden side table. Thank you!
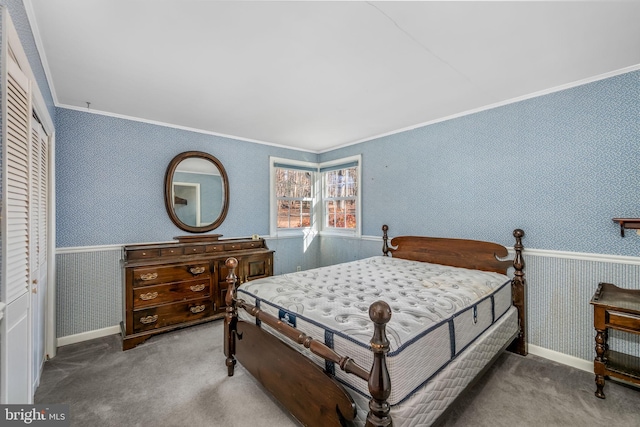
[590,282,640,398]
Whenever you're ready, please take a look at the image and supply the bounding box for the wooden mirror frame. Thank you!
[164,151,229,233]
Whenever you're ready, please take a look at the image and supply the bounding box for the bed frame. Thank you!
[223,225,526,426]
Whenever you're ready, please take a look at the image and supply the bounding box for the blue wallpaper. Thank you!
[54,108,315,247]
[321,70,640,256]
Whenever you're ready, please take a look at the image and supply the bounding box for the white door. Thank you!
[2,56,33,403]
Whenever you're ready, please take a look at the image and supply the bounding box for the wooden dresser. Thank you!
[121,235,273,350]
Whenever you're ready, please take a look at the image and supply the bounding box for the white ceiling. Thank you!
[26,1,640,153]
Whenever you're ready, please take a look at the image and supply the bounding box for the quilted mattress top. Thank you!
[237,256,510,351]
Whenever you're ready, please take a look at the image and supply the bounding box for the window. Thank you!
[270,155,360,236]
[320,155,361,235]
[276,168,312,228]
[270,158,317,234]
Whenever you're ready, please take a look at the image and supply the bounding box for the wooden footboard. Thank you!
[234,319,357,425]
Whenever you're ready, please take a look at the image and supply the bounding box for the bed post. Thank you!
[382,224,390,256]
[224,257,239,376]
[508,229,527,356]
[366,301,393,427]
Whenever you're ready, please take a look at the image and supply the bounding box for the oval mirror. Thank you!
[164,151,229,233]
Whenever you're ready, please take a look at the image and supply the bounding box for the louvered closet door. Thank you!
[3,56,32,403]
[30,119,48,391]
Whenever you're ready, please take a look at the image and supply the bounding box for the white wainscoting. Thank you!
[523,247,640,364]
[55,245,123,340]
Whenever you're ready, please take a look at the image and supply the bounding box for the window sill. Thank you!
[269,228,316,239]
[319,229,361,238]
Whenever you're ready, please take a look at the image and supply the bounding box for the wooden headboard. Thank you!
[381,224,514,275]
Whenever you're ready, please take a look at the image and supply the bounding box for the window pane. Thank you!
[323,165,358,230]
[345,200,356,229]
[276,168,312,198]
[275,166,314,229]
[278,200,310,228]
[301,200,311,227]
[277,200,292,228]
[344,167,358,197]
[326,200,336,228]
[325,199,356,229]
[325,167,357,198]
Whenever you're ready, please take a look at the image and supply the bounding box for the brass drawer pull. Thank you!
[140,315,158,324]
[140,272,158,281]
[190,305,206,314]
[140,291,158,301]
[190,284,206,292]
[190,266,206,275]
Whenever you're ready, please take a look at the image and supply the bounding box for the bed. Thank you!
[223,225,526,426]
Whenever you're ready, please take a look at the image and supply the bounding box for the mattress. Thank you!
[351,307,518,425]
[236,256,515,410]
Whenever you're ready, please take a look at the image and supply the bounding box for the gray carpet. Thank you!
[35,322,640,426]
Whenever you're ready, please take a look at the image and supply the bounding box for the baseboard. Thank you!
[57,325,120,347]
[528,344,592,373]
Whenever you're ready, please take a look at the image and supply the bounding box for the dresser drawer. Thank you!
[133,298,213,333]
[607,310,640,332]
[242,241,263,249]
[127,248,160,260]
[132,263,210,287]
[133,279,211,309]
[183,245,206,255]
[224,242,244,251]
[160,247,183,257]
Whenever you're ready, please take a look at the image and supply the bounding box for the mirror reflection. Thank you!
[172,158,224,227]
[165,151,229,233]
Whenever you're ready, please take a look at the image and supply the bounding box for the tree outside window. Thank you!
[275,168,313,229]
[323,166,357,230]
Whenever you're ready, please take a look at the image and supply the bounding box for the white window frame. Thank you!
[269,155,362,238]
[319,155,362,237]
[269,157,319,237]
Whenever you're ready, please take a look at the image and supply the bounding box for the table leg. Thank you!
[594,328,606,399]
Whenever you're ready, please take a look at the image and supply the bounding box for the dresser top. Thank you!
[123,236,272,266]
